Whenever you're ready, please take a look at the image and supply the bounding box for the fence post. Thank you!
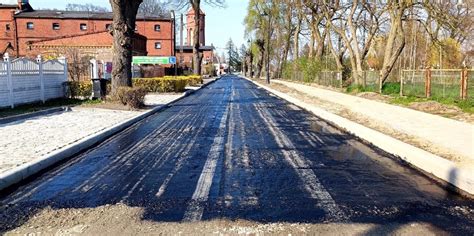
[466,70,470,100]
[460,67,468,100]
[4,53,13,108]
[36,55,45,103]
[400,72,404,96]
[425,67,431,98]
[338,72,342,89]
[58,56,67,80]
[378,72,383,94]
[58,57,67,97]
[363,71,367,88]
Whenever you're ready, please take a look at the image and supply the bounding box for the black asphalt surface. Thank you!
[1,75,473,233]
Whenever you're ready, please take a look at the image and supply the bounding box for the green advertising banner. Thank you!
[132,56,176,65]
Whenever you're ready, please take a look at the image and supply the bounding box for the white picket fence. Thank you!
[0,54,68,108]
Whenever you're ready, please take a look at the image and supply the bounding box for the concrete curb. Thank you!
[0,78,218,191]
[244,77,474,196]
[0,107,71,125]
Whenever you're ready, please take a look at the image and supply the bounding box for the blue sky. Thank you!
[18,0,248,55]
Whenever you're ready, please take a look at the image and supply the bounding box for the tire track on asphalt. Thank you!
[253,102,348,222]
[182,87,231,222]
[155,91,226,198]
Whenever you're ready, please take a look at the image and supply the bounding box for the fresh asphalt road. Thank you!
[1,75,473,233]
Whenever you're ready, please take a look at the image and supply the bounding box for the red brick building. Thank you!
[0,1,216,75]
[0,0,174,58]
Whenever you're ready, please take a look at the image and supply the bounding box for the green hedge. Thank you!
[161,75,203,86]
[64,81,92,99]
[133,76,203,93]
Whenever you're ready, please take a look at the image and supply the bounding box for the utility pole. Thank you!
[180,13,184,70]
[171,10,177,76]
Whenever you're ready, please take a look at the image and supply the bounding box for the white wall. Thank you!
[0,56,67,108]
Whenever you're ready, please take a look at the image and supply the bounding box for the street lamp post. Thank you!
[171,10,177,76]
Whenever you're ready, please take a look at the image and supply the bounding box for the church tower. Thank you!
[186,8,205,46]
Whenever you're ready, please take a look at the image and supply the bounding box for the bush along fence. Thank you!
[401,68,473,101]
[0,54,67,108]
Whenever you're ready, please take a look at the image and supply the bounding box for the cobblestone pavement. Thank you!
[0,93,183,174]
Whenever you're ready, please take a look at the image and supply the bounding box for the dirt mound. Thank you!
[409,101,461,114]
[408,101,474,123]
[357,92,391,102]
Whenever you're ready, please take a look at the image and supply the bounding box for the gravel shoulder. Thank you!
[5,204,448,236]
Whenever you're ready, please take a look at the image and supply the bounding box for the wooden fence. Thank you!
[401,68,473,100]
[0,54,68,108]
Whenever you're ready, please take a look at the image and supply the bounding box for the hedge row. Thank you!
[159,75,203,86]
[64,75,203,99]
[133,76,203,93]
[64,81,92,99]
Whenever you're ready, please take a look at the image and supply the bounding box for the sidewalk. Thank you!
[271,80,474,163]
[0,94,182,175]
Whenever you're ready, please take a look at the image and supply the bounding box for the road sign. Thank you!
[169,56,176,64]
[132,56,177,65]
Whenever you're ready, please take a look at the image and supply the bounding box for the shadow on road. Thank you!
[1,76,473,234]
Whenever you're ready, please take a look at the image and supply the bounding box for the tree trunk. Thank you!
[326,29,344,71]
[192,0,202,75]
[293,22,301,59]
[255,39,265,78]
[192,1,202,75]
[380,5,407,85]
[278,7,293,79]
[248,51,253,78]
[110,0,143,94]
[242,55,247,75]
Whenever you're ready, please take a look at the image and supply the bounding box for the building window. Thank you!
[52,23,60,30]
[26,22,34,30]
[80,23,87,31]
[154,24,161,31]
[5,24,10,31]
[106,24,112,30]
[155,42,162,49]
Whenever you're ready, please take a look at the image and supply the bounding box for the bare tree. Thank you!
[64,48,92,82]
[66,3,109,12]
[138,0,167,16]
[323,0,382,84]
[109,0,143,94]
[379,1,412,85]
